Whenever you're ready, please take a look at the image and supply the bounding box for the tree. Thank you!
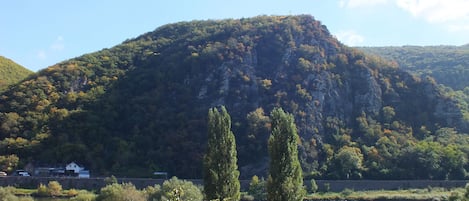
[248,175,267,201]
[267,108,305,201]
[146,177,203,201]
[335,146,364,179]
[96,183,146,201]
[203,106,240,201]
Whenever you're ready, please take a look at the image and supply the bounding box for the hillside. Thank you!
[0,56,33,91]
[358,45,469,90]
[1,15,468,179]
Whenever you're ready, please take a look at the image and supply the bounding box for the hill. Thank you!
[0,56,33,91]
[358,45,469,91]
[1,15,468,179]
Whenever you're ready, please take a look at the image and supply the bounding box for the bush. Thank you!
[48,180,63,196]
[448,191,461,201]
[104,175,118,185]
[36,183,49,196]
[248,175,267,201]
[71,190,97,201]
[341,188,354,197]
[68,188,79,197]
[145,176,203,201]
[0,186,34,201]
[323,183,331,192]
[96,183,146,201]
[465,183,469,199]
[310,179,318,193]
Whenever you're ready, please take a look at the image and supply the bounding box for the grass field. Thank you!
[305,187,464,201]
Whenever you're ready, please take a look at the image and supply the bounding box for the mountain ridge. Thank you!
[0,55,33,92]
[1,15,468,179]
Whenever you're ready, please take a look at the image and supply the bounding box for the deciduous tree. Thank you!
[267,108,305,201]
[203,106,240,201]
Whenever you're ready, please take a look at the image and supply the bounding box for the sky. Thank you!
[1,0,469,72]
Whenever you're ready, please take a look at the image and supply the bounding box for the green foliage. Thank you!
[146,176,203,201]
[310,179,318,193]
[448,191,461,201]
[267,108,305,201]
[323,183,331,192]
[36,183,49,197]
[104,175,118,185]
[67,188,79,197]
[96,183,146,201]
[47,180,63,196]
[70,190,97,201]
[35,181,64,197]
[0,186,34,201]
[203,106,240,201]
[248,175,267,201]
[0,15,468,180]
[359,45,469,90]
[341,188,354,197]
[0,56,32,92]
[334,146,364,179]
[0,154,19,172]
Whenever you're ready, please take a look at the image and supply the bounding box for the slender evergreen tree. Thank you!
[267,108,305,201]
[203,106,240,201]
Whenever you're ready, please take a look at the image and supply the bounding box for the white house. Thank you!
[65,162,84,174]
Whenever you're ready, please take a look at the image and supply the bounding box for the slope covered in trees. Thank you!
[0,56,33,92]
[358,45,469,90]
[1,15,468,179]
[359,45,469,122]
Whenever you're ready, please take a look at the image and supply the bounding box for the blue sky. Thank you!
[1,0,469,72]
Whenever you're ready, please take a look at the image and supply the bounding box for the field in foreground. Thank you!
[305,187,464,201]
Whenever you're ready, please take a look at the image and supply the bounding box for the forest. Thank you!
[0,56,32,92]
[1,15,469,180]
[359,45,469,126]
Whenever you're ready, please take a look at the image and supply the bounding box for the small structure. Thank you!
[66,162,84,174]
[65,162,90,178]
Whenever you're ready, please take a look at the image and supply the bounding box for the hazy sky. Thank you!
[1,0,469,72]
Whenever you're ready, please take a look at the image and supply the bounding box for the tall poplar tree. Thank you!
[203,106,240,201]
[267,108,305,201]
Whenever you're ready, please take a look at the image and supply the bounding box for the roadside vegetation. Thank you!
[3,180,469,201]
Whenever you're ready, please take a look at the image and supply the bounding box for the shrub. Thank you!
[146,176,203,201]
[36,183,49,196]
[0,186,34,201]
[71,190,97,201]
[48,181,63,196]
[104,175,118,185]
[323,183,331,192]
[96,183,146,201]
[310,179,318,193]
[248,175,267,201]
[465,183,469,199]
[68,188,79,197]
[341,188,354,197]
[448,191,461,201]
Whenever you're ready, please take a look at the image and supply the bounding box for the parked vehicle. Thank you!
[0,171,7,176]
[14,170,30,176]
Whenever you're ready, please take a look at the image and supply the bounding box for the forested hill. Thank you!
[358,45,469,91]
[1,15,468,180]
[0,56,33,92]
